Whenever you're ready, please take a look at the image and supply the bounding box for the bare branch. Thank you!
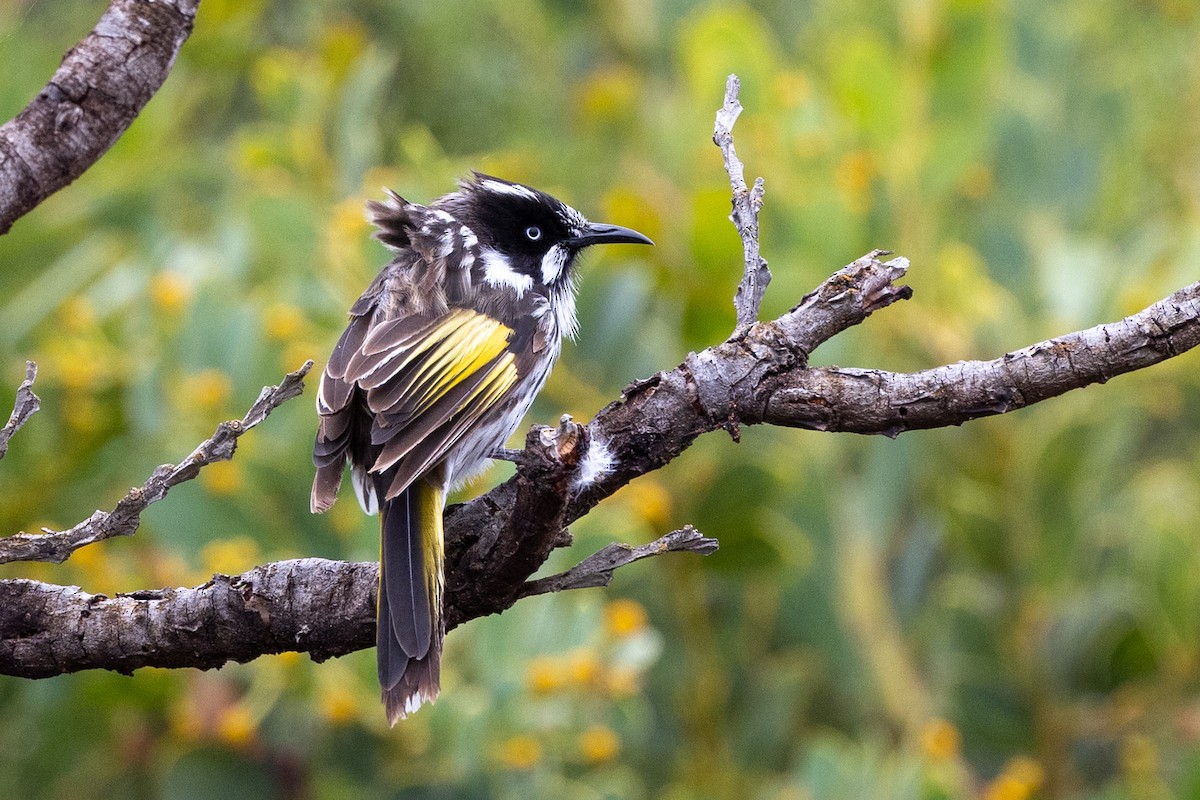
[0,559,377,677]
[714,74,770,330]
[565,250,914,521]
[444,415,606,628]
[0,0,199,235]
[763,281,1200,436]
[562,264,1199,524]
[4,262,1199,674]
[0,362,39,460]
[520,526,719,598]
[0,527,719,676]
[775,249,912,358]
[0,361,312,565]
[4,76,1200,679]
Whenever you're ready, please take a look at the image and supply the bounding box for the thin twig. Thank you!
[0,361,39,460]
[0,361,312,565]
[519,526,719,598]
[714,74,770,331]
[774,249,913,359]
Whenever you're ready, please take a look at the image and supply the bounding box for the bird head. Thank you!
[449,173,652,294]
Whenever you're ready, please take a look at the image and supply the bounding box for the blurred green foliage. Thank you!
[1,0,1199,797]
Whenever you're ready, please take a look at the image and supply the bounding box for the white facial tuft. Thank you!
[481,247,533,296]
[533,285,578,340]
[540,244,570,285]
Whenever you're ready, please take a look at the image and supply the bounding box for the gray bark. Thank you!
[0,0,199,235]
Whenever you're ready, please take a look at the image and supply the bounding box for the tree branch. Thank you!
[0,362,312,565]
[714,74,770,330]
[0,528,720,678]
[2,74,1198,679]
[0,362,39,461]
[519,526,719,597]
[761,281,1200,435]
[0,0,199,235]
[0,559,377,677]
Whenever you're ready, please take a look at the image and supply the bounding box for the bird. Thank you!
[311,173,652,724]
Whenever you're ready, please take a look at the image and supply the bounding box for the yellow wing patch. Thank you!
[365,309,521,481]
[365,308,515,417]
[410,312,514,409]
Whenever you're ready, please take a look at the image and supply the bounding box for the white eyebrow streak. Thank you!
[480,247,533,296]
[480,180,539,201]
[540,244,569,285]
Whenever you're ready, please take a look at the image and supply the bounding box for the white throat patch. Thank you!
[480,247,533,296]
[541,244,569,285]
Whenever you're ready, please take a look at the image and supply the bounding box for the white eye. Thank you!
[525,226,542,241]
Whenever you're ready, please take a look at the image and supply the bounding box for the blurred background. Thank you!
[1,0,1199,797]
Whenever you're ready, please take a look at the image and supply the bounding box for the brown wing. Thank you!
[311,307,520,513]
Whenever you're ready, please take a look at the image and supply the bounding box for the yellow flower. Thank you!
[984,755,1046,800]
[283,341,320,375]
[215,703,257,748]
[620,478,672,529]
[577,64,639,122]
[578,725,620,764]
[329,498,368,538]
[199,536,261,576]
[526,656,564,695]
[65,395,102,435]
[275,650,302,668]
[772,70,811,108]
[331,196,371,241]
[603,665,642,698]
[566,648,601,687]
[984,775,1032,800]
[200,460,244,497]
[319,20,368,77]
[834,150,875,214]
[235,135,278,176]
[959,162,994,200]
[1005,756,1045,791]
[604,599,648,638]
[602,186,662,249]
[251,47,302,101]
[150,552,191,588]
[937,241,986,283]
[499,735,542,770]
[320,683,360,725]
[70,541,114,587]
[150,272,191,313]
[920,717,961,761]
[263,302,305,341]
[44,338,113,392]
[184,369,233,412]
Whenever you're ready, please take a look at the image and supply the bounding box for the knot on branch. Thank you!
[531,413,588,469]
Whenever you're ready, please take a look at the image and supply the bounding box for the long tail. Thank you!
[377,477,445,725]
